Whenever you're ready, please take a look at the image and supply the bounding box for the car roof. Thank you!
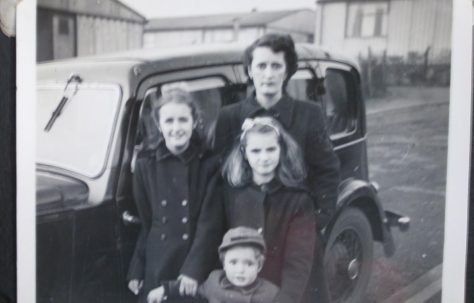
[38,43,359,85]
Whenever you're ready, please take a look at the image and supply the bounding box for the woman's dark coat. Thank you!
[221,180,316,303]
[214,94,340,229]
[127,141,220,301]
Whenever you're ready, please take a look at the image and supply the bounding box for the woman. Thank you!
[214,33,339,303]
[127,87,220,303]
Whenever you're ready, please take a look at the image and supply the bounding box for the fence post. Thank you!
[423,46,431,84]
[381,49,387,94]
[367,47,373,97]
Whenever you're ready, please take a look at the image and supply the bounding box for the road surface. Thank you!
[363,87,449,303]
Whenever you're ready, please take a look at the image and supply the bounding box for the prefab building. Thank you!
[37,0,146,62]
[315,0,452,64]
[143,9,316,49]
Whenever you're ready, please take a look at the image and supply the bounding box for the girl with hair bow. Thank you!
[219,117,317,303]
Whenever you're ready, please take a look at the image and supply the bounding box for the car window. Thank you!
[322,69,356,136]
[286,69,315,101]
[37,83,121,178]
[287,67,357,138]
[133,77,228,169]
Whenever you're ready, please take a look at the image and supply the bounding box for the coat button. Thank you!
[161,234,167,241]
[181,200,188,207]
[182,217,188,224]
[161,200,167,207]
[182,233,189,240]
[162,217,167,224]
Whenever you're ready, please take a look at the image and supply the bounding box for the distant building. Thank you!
[37,0,146,62]
[144,9,316,49]
[315,0,452,64]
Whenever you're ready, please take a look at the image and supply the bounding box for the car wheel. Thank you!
[324,207,373,303]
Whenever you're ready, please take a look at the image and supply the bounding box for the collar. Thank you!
[154,140,199,164]
[219,271,262,295]
[239,92,295,128]
[252,178,283,194]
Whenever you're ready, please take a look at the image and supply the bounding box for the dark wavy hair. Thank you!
[242,33,298,88]
[222,117,306,187]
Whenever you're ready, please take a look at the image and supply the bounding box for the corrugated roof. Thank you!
[38,0,146,23]
[145,9,311,31]
[316,0,389,3]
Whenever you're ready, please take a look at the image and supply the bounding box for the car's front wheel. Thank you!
[324,207,374,303]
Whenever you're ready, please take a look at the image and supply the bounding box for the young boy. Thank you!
[148,227,278,303]
[199,226,279,303]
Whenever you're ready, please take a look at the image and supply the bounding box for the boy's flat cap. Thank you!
[219,226,266,253]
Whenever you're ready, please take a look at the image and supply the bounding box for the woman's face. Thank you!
[248,47,287,99]
[244,131,281,184]
[158,102,195,155]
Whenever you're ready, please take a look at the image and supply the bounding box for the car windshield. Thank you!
[37,83,121,178]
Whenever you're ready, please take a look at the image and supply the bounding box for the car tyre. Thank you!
[324,207,373,303]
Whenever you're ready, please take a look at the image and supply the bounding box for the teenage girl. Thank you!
[221,117,317,303]
[127,87,220,303]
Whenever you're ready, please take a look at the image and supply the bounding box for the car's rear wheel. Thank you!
[324,207,373,303]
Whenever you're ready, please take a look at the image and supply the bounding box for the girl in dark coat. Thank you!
[127,87,220,303]
[221,117,317,303]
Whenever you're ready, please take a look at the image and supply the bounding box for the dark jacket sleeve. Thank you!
[213,106,238,157]
[163,270,221,300]
[180,176,226,282]
[273,195,316,303]
[304,103,340,229]
[127,160,152,280]
[258,279,280,303]
[197,270,220,300]
[161,280,181,298]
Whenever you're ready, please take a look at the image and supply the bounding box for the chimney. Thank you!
[232,17,240,41]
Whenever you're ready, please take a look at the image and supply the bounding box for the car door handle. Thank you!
[122,211,140,225]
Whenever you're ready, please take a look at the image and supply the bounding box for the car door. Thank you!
[37,82,126,303]
[115,64,242,303]
[316,61,367,181]
[288,60,368,182]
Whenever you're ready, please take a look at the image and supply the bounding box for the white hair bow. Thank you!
[240,117,280,140]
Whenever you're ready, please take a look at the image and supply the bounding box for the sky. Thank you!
[119,0,317,19]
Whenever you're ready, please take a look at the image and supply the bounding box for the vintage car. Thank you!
[36,43,409,303]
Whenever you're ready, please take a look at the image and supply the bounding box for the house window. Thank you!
[346,3,388,38]
[58,17,70,35]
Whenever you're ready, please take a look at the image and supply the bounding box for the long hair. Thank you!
[222,117,306,187]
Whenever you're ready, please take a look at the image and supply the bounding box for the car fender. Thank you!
[325,178,395,257]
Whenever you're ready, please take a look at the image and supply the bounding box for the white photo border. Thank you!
[17,0,36,302]
[441,0,473,302]
[16,0,472,302]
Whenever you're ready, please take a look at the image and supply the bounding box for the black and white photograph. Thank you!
[9,0,473,303]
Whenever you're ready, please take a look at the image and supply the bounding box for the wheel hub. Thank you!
[331,243,360,281]
[347,258,360,280]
